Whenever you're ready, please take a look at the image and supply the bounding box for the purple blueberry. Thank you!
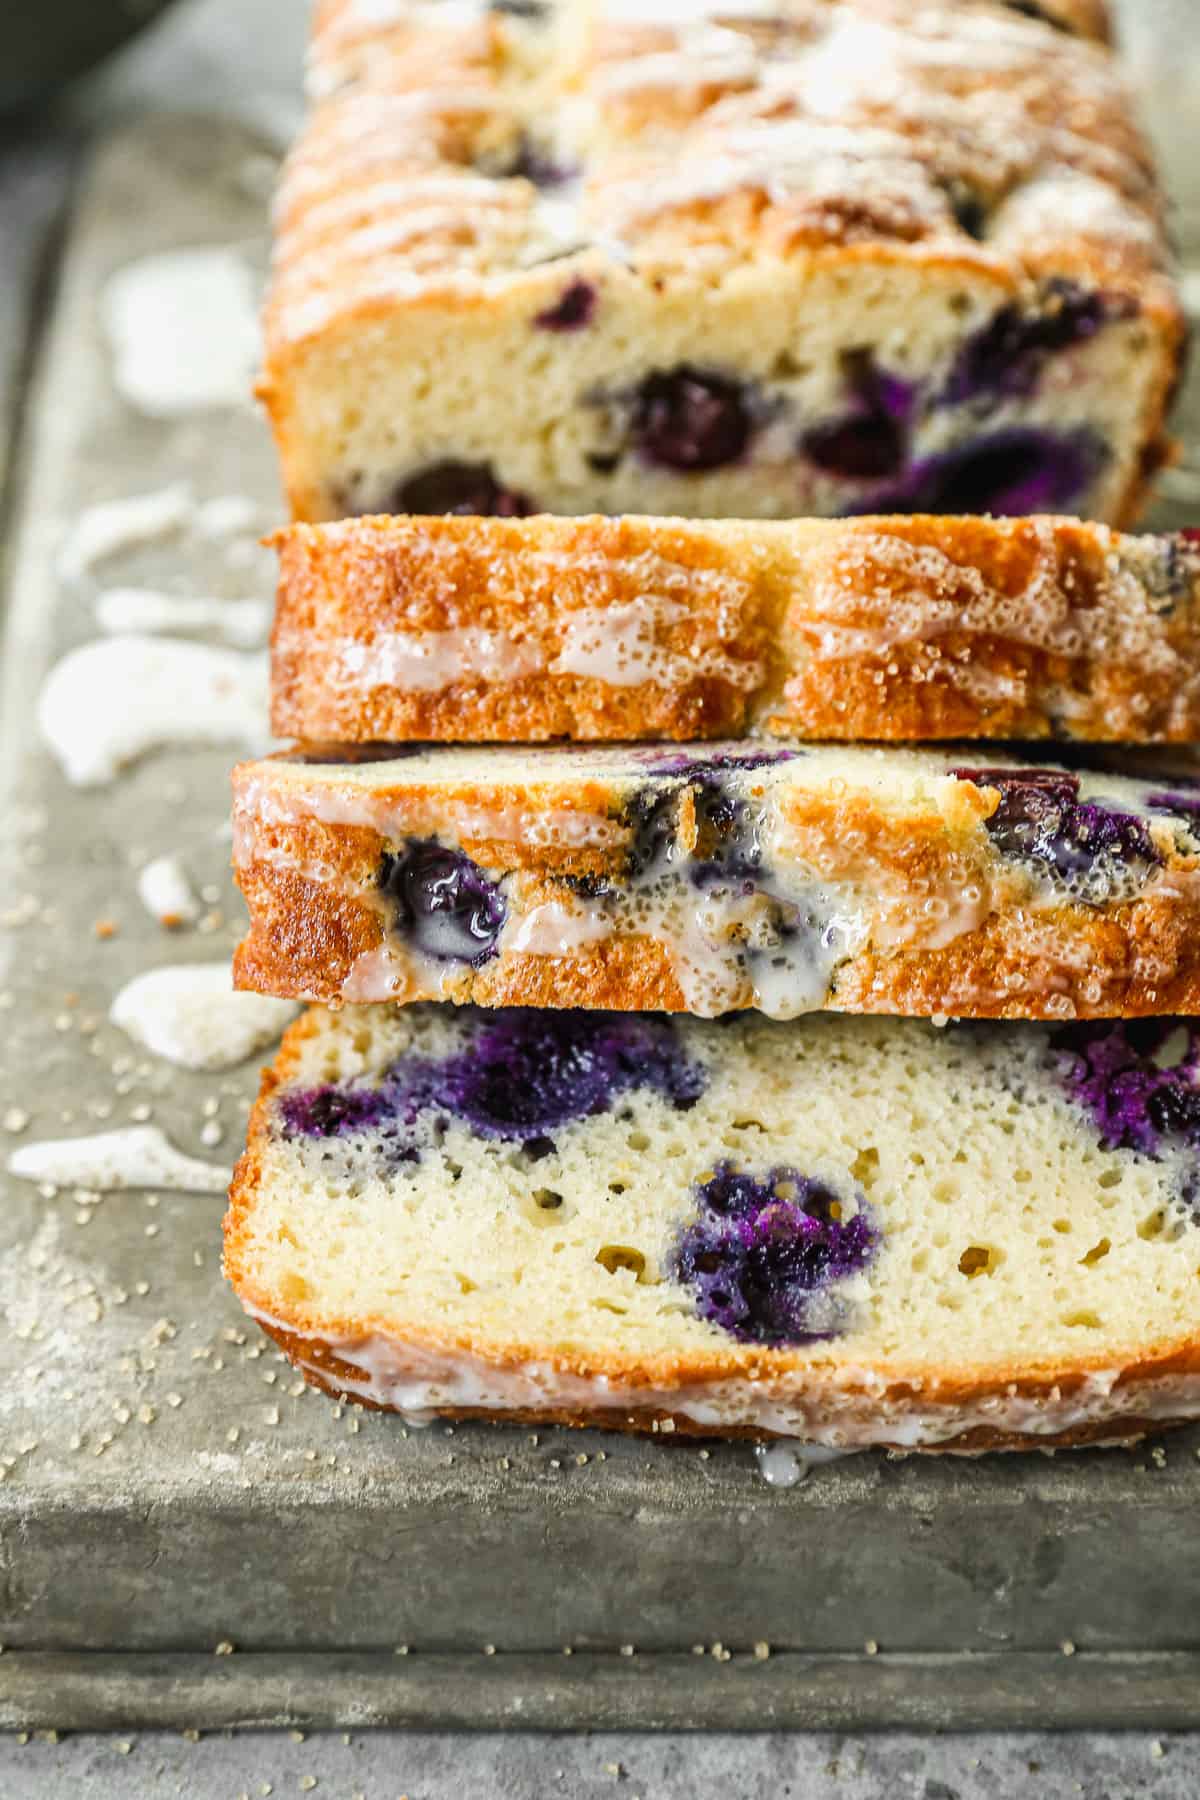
[952,766,1160,883]
[1052,1020,1200,1161]
[942,281,1135,407]
[279,1009,706,1158]
[389,461,535,517]
[946,182,989,241]
[279,1084,393,1140]
[534,278,596,332]
[630,366,752,472]
[619,754,793,884]
[379,842,507,965]
[847,427,1103,516]
[1148,782,1200,821]
[802,352,915,481]
[639,749,802,779]
[426,1009,704,1140]
[671,1162,878,1346]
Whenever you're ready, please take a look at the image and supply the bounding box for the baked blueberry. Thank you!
[379,841,507,965]
[534,278,597,332]
[1052,1020,1200,1161]
[943,282,1133,407]
[953,766,1160,883]
[850,427,1103,516]
[389,461,535,517]
[802,352,915,481]
[630,366,753,471]
[672,1162,878,1345]
[280,1010,705,1157]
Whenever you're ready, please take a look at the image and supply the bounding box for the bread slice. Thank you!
[232,742,1200,1020]
[224,1002,1200,1450]
[270,513,1200,745]
[262,1,1179,530]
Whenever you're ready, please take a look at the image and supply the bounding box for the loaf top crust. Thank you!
[264,0,1172,366]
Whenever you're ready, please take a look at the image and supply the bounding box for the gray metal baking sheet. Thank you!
[1,115,1199,1734]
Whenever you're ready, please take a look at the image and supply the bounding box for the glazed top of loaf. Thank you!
[265,0,1169,360]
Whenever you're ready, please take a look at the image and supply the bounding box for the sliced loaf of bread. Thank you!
[270,514,1200,746]
[233,742,1200,1019]
[224,1003,1200,1450]
[269,1,1178,530]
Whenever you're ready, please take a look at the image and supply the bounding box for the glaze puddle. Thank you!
[38,636,268,785]
[111,964,299,1071]
[58,484,194,580]
[7,1126,231,1194]
[96,588,270,648]
[754,1442,851,1486]
[136,854,201,929]
[102,247,260,416]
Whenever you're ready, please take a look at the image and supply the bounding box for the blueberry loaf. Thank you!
[271,513,1200,745]
[224,1003,1200,1449]
[232,743,1200,1020]
[307,0,1113,101]
[263,0,1180,529]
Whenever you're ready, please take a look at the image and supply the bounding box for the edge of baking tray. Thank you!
[1,1650,1198,1733]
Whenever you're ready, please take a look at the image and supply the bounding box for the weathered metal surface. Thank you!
[0,109,1198,1732]
[3,1650,1200,1735]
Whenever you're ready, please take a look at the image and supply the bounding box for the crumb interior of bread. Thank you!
[281,260,1162,526]
[234,1007,1199,1378]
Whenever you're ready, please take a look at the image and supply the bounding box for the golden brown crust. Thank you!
[248,1330,1197,1454]
[276,2,1169,322]
[230,749,1200,1020]
[231,857,1200,1020]
[269,513,1200,745]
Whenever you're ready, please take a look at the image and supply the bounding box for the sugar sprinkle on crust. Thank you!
[231,742,1200,1021]
[269,512,1200,745]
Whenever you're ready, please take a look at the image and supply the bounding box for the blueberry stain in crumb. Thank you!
[672,1162,878,1346]
[534,279,597,332]
[848,426,1103,517]
[942,282,1134,407]
[1051,1020,1200,1176]
[279,1010,706,1159]
[802,351,915,481]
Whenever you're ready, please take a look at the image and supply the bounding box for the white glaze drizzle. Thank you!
[334,626,542,691]
[96,588,271,648]
[102,247,261,417]
[8,1127,231,1195]
[38,636,269,786]
[242,1303,1200,1451]
[552,599,760,690]
[110,964,299,1072]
